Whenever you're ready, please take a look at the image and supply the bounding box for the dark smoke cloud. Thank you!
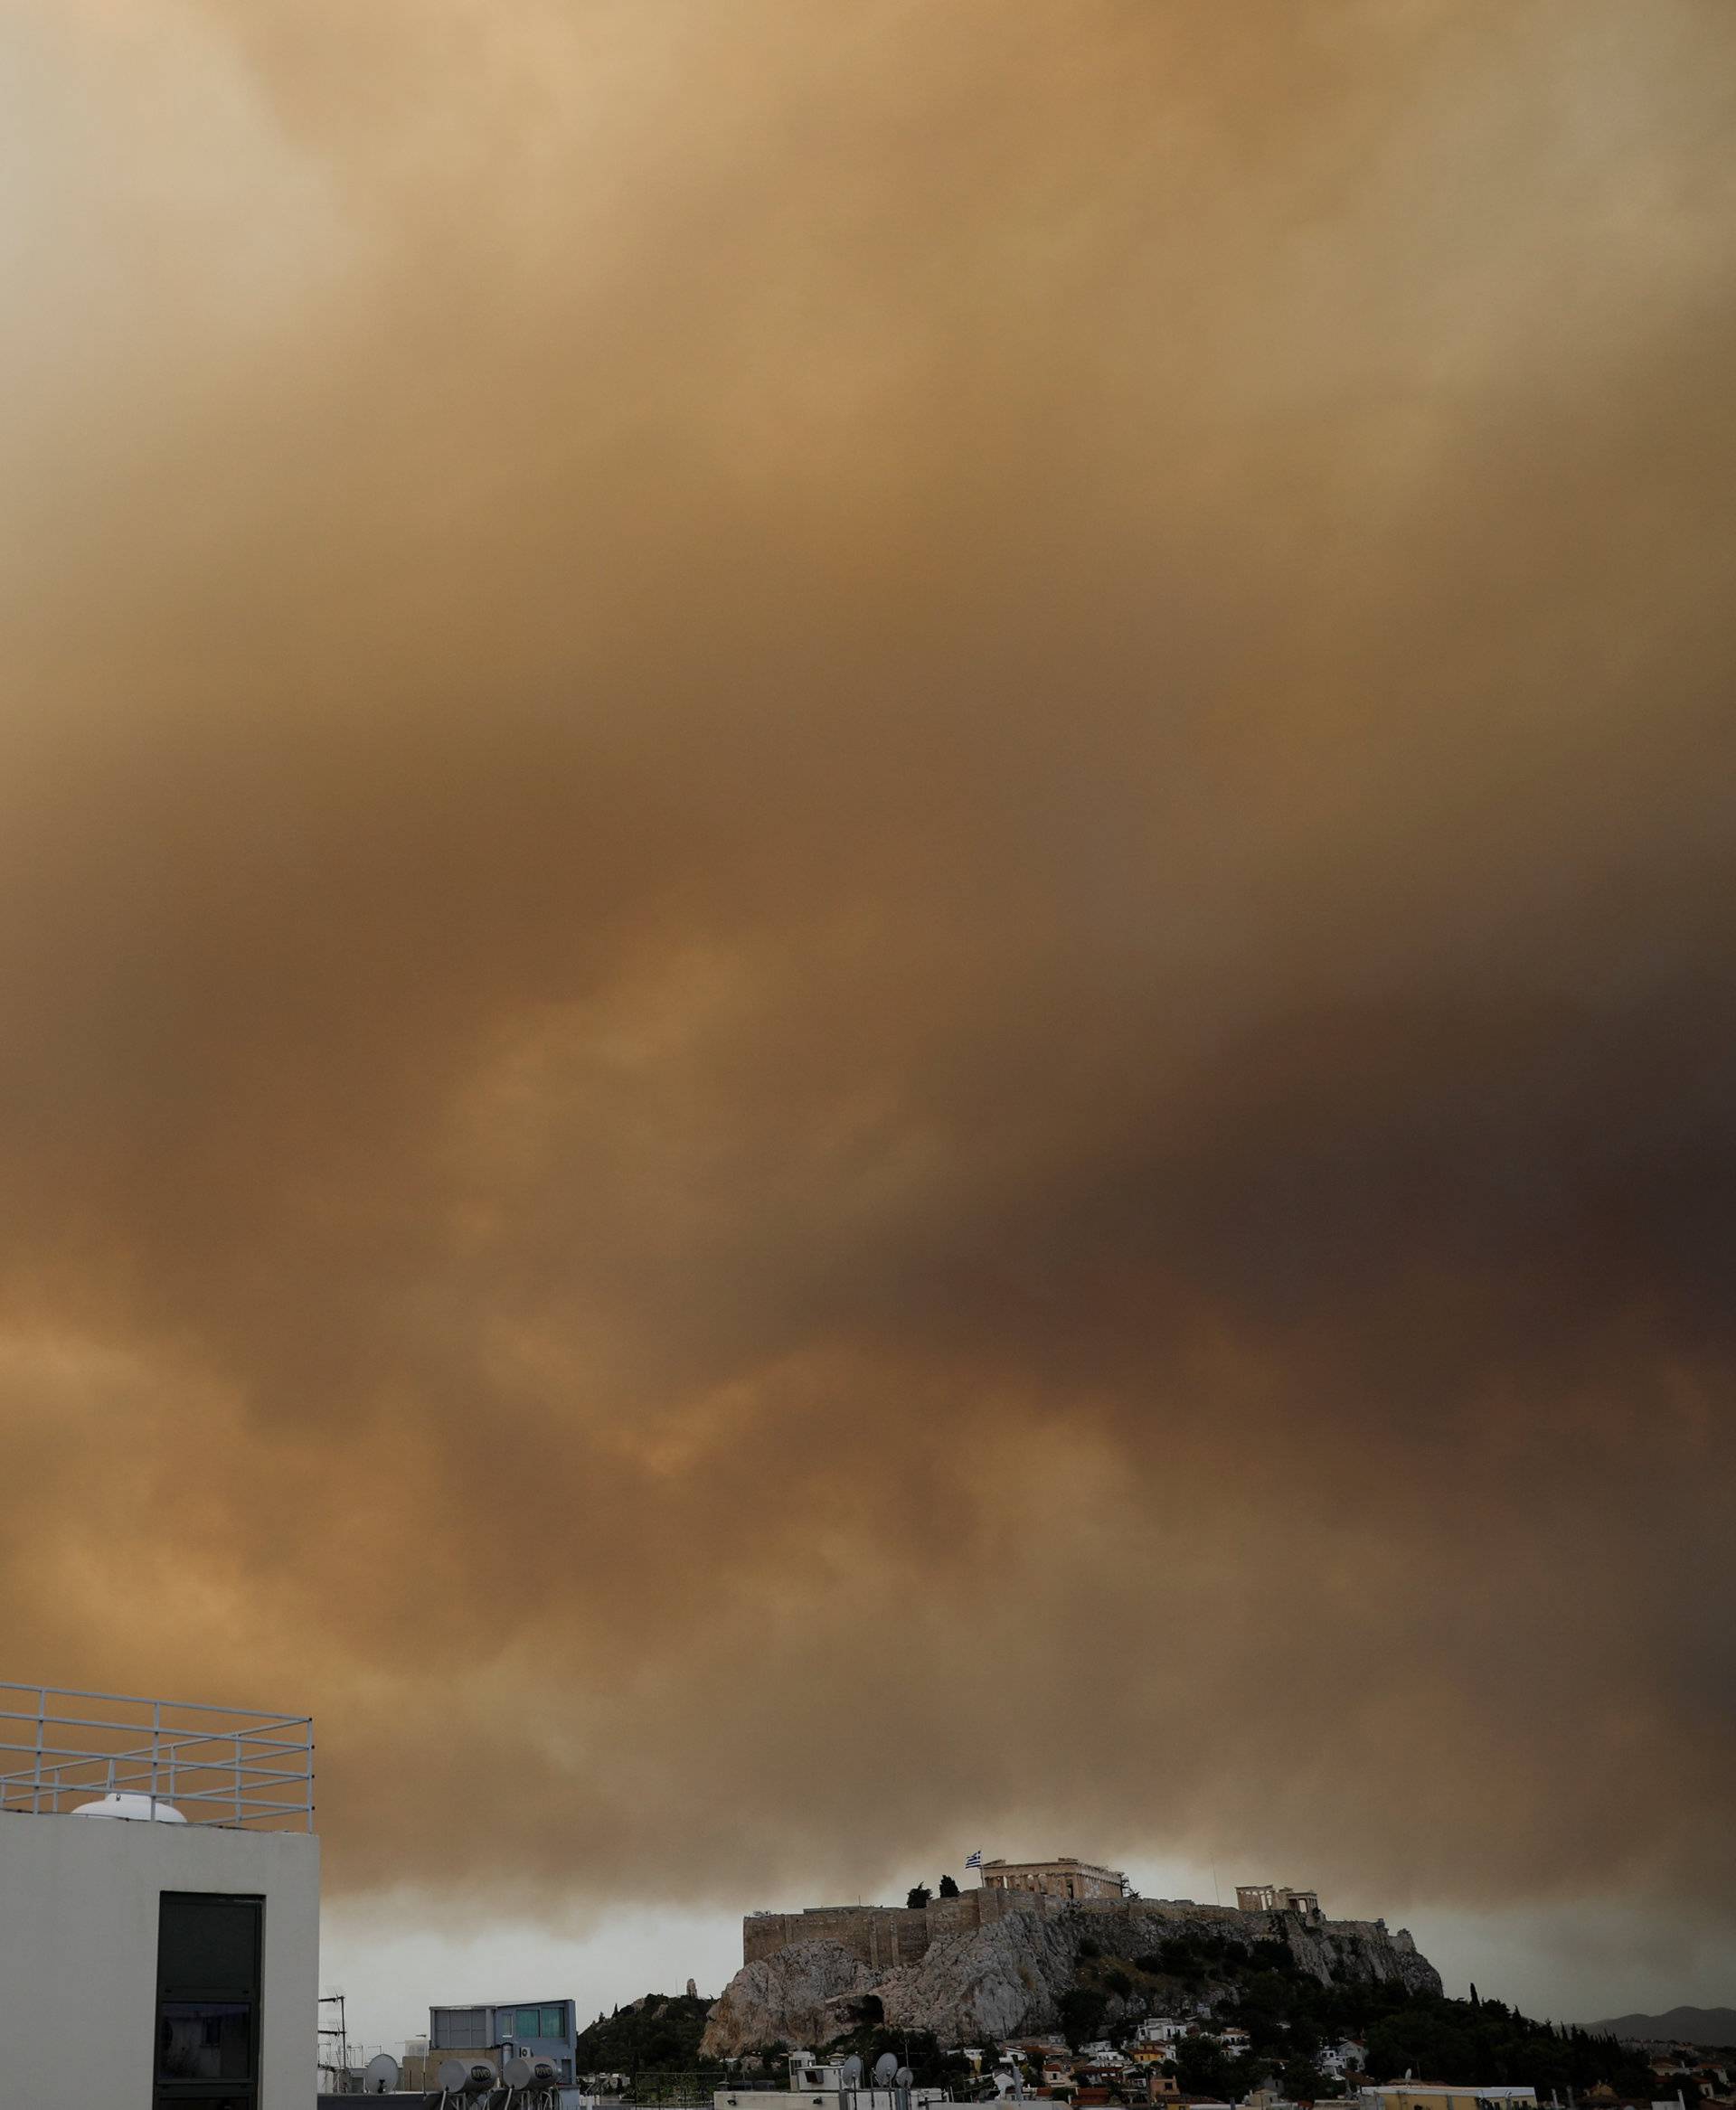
[2,0,1733,1955]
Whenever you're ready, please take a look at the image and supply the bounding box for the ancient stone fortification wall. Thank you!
[743,1887,1064,1968]
[744,1905,930,1971]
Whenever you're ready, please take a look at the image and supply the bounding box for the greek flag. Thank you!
[965,1849,983,1870]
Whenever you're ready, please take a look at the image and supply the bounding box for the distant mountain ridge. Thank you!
[1590,2008,1736,2047]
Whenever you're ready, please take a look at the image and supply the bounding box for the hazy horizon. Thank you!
[316,1872,1736,2058]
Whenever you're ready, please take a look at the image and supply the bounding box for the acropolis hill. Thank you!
[704,1870,1440,2052]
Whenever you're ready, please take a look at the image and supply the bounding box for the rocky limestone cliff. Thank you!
[702,1903,1441,2053]
[702,1940,876,2055]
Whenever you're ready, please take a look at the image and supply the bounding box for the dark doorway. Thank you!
[155,1892,262,2110]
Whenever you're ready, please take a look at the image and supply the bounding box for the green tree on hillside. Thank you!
[571,1992,716,2081]
[817,2021,967,2089]
[1059,1986,1110,2049]
[1283,2056,1327,2102]
[1176,2039,1265,2099]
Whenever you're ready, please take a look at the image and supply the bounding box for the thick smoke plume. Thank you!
[2,1,1732,1945]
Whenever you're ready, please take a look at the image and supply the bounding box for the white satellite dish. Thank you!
[363,2050,401,2092]
[875,2054,900,2083]
[437,2058,471,2091]
[842,2057,865,2085]
[895,2068,915,2088]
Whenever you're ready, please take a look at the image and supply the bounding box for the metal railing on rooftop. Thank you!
[0,1679,314,1832]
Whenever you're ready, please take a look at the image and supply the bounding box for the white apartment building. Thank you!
[0,1679,319,2110]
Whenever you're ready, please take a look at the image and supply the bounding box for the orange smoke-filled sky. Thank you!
[2,0,1733,2034]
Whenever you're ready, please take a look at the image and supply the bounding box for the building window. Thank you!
[157,2005,253,2079]
[155,1893,261,2110]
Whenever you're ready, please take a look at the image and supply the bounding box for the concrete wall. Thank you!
[0,1808,320,2108]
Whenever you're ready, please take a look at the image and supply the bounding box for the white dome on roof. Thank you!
[71,1792,186,1823]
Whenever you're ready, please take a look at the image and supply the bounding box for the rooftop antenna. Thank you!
[319,1992,350,2082]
